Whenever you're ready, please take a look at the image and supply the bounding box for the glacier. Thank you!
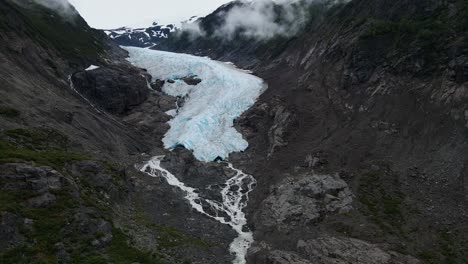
[126,47,265,264]
[124,47,266,161]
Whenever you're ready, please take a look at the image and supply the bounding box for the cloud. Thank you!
[29,0,78,17]
[180,0,348,41]
[180,20,207,38]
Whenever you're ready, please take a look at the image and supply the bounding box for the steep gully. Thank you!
[124,47,266,263]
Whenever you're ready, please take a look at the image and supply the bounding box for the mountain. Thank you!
[104,22,177,48]
[2,0,468,263]
[155,0,338,67]
[0,1,234,263]
[155,0,468,263]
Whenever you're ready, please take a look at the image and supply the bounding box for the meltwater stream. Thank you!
[125,47,266,263]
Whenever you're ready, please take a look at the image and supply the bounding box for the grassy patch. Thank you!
[5,1,104,63]
[107,229,160,264]
[417,230,461,264]
[362,8,450,45]
[357,170,405,234]
[0,128,87,170]
[0,190,26,212]
[5,128,69,151]
[0,186,76,263]
[134,207,213,251]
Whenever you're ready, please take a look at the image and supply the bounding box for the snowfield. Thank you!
[124,47,266,161]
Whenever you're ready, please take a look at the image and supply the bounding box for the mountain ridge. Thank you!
[1,0,468,263]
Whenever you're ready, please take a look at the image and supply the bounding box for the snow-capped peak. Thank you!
[104,22,178,48]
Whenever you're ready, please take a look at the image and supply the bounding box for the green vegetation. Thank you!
[0,128,87,170]
[363,16,449,40]
[0,106,20,118]
[0,187,76,263]
[133,208,213,251]
[417,229,460,264]
[0,128,203,263]
[3,1,104,63]
[21,4,104,61]
[358,168,468,263]
[0,186,159,264]
[107,229,159,264]
[357,170,406,235]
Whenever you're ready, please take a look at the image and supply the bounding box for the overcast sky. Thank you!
[68,0,232,29]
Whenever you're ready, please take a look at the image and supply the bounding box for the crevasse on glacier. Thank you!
[124,47,266,162]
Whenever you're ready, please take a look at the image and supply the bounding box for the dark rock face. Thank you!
[0,212,25,253]
[296,237,420,264]
[248,236,420,264]
[222,0,468,262]
[255,173,353,232]
[71,65,150,114]
[4,0,468,263]
[0,1,235,263]
[150,79,165,91]
[179,76,202,86]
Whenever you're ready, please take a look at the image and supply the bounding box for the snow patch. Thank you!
[85,65,100,71]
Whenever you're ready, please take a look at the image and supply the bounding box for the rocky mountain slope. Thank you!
[156,0,468,263]
[155,0,342,67]
[0,1,235,263]
[1,0,468,263]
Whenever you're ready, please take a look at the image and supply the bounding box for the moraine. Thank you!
[124,47,266,264]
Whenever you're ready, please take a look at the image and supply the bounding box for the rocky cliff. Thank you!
[0,1,235,263]
[1,0,468,263]
[156,0,468,263]
[237,0,468,263]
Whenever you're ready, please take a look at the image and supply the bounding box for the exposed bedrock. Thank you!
[248,236,420,264]
[71,64,150,114]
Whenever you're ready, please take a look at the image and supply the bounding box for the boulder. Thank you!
[257,173,353,231]
[150,79,165,91]
[71,64,150,114]
[180,76,202,86]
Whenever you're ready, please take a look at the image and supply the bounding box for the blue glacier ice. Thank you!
[124,47,266,161]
